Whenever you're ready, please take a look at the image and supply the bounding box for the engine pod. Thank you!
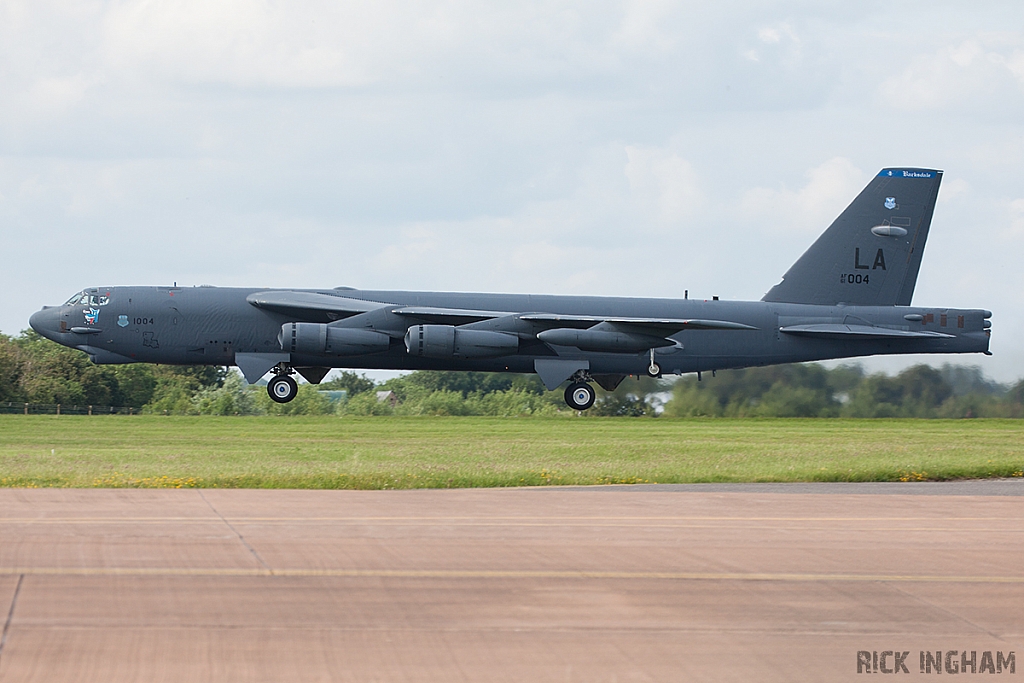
[537,328,672,353]
[405,325,518,359]
[280,323,390,356]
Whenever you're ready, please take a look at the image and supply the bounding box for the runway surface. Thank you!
[0,482,1022,682]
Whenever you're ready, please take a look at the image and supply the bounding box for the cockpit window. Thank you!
[66,291,111,306]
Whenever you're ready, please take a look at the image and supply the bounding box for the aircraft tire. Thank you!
[268,375,298,403]
[647,363,661,377]
[564,382,596,411]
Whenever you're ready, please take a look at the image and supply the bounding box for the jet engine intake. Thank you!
[537,328,672,353]
[280,323,390,356]
[405,325,518,359]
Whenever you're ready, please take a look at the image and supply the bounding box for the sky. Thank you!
[2,0,1023,382]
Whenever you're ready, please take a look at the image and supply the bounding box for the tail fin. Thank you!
[762,168,942,306]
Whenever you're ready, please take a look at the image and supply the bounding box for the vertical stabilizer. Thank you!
[762,168,942,306]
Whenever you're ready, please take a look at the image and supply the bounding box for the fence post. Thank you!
[24,403,28,415]
[56,404,60,416]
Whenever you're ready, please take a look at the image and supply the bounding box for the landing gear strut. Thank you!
[267,364,298,403]
[646,349,661,377]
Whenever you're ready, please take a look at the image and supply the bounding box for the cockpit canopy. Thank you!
[64,291,109,307]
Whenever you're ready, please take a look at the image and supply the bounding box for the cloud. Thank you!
[624,145,702,228]
[739,157,867,236]
[612,0,680,53]
[2,1,1024,382]
[1005,198,1024,239]
[936,177,970,204]
[879,38,1024,113]
[101,1,377,88]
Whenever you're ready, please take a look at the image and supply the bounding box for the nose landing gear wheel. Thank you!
[268,375,298,403]
[564,382,596,411]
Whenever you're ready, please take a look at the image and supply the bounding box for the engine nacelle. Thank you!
[536,327,672,353]
[404,325,518,359]
[280,323,391,356]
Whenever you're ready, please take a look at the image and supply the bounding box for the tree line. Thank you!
[0,331,225,410]
[663,363,1024,418]
[2,330,1022,417]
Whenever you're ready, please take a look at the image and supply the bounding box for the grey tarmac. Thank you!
[0,484,1022,682]
[566,479,1024,495]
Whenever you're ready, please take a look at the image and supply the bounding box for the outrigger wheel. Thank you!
[564,381,596,411]
[268,374,298,403]
[647,348,661,377]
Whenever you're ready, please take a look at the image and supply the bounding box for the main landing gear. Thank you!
[562,350,662,410]
[564,381,596,411]
[267,365,298,403]
[563,370,596,411]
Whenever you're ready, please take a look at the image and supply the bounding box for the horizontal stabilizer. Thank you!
[779,324,955,339]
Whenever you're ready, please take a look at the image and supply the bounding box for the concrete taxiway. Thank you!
[0,482,1022,682]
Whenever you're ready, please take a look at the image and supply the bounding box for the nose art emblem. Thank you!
[117,315,129,327]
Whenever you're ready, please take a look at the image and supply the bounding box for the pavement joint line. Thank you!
[196,490,270,571]
[0,625,980,636]
[0,518,1015,524]
[1,523,1020,534]
[0,568,1022,583]
[886,581,1006,642]
[0,574,23,667]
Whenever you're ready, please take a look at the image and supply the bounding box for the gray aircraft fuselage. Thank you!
[28,167,993,409]
[29,286,991,374]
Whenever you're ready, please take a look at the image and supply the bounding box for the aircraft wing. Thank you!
[520,314,758,333]
[779,324,955,339]
[246,291,390,322]
[247,292,760,333]
[392,310,757,331]
[391,306,515,324]
[248,293,516,325]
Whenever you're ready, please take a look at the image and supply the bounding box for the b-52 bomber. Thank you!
[30,168,992,410]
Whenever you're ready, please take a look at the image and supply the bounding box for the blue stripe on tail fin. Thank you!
[762,168,942,306]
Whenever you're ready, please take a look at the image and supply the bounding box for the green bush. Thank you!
[339,391,396,416]
[191,373,264,415]
[3,331,1023,419]
[255,383,334,416]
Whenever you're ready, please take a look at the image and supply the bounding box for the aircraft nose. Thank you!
[29,306,60,340]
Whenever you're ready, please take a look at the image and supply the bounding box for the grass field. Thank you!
[0,415,1022,488]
